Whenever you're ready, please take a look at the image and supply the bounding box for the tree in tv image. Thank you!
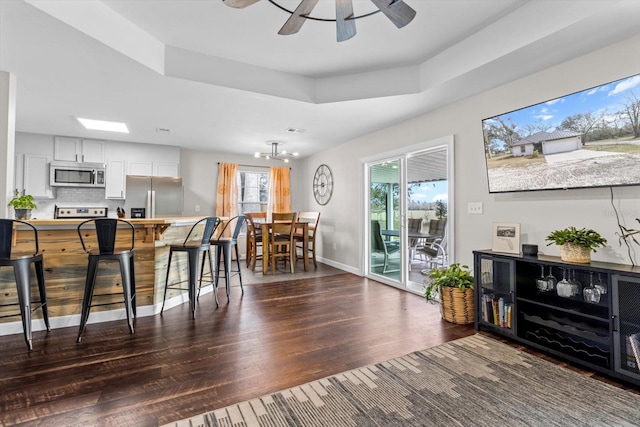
[482,73,640,193]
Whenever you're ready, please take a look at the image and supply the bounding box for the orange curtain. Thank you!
[267,166,291,217]
[216,163,238,235]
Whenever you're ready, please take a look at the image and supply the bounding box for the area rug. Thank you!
[162,334,640,427]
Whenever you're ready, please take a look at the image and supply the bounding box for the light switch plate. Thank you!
[468,202,483,214]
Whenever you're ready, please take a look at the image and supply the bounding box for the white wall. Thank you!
[0,71,17,218]
[180,149,304,217]
[297,33,640,271]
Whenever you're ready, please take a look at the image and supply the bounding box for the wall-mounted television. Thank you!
[482,72,640,193]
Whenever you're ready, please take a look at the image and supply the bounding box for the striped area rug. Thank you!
[163,334,640,426]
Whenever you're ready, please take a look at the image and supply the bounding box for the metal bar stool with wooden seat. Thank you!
[162,216,221,318]
[209,215,246,302]
[0,219,50,350]
[76,218,136,343]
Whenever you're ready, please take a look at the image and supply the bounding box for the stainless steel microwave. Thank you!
[49,161,106,187]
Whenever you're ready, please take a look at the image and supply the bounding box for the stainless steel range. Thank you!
[54,206,109,219]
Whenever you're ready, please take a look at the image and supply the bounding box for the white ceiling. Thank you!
[2,0,640,159]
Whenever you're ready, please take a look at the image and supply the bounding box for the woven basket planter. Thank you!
[439,286,475,324]
[559,243,591,264]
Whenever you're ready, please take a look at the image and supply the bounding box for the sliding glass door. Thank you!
[365,138,453,294]
[369,159,402,281]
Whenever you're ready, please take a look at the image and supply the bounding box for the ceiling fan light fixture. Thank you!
[254,141,298,162]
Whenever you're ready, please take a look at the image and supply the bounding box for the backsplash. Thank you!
[32,188,124,219]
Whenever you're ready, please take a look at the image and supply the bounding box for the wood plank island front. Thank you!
[0,217,216,330]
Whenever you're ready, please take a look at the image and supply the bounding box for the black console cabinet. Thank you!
[474,250,640,386]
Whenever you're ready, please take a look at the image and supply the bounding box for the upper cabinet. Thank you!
[104,141,180,199]
[128,161,153,176]
[14,133,55,199]
[155,162,179,177]
[14,153,54,199]
[54,137,105,163]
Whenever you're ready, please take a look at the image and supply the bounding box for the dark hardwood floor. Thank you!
[1,269,473,426]
[0,267,637,426]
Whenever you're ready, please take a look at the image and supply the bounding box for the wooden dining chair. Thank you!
[268,212,297,274]
[294,211,320,269]
[244,212,266,271]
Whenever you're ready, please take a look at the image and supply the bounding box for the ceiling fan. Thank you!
[222,0,416,42]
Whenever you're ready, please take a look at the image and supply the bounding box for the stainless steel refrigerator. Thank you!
[124,175,183,218]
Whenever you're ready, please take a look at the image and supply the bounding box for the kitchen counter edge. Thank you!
[23,216,209,226]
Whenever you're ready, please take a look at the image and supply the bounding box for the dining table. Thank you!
[381,229,439,241]
[257,218,312,274]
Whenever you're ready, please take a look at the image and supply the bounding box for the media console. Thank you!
[474,250,640,386]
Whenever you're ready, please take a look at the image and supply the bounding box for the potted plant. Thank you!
[425,263,474,324]
[545,226,607,264]
[7,190,37,220]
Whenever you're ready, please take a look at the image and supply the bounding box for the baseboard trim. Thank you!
[317,256,360,276]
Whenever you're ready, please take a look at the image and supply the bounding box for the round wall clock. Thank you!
[313,164,333,205]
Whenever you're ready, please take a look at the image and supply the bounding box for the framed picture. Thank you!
[492,222,521,254]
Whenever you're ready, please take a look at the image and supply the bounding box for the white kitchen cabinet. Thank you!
[18,154,54,198]
[155,162,179,177]
[81,139,105,162]
[105,159,126,199]
[128,161,153,176]
[54,137,104,163]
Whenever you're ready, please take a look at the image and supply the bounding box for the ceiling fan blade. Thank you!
[222,0,261,9]
[336,0,356,42]
[369,0,416,28]
[278,0,320,35]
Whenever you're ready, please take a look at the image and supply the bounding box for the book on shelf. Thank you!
[481,294,511,328]
[629,332,640,371]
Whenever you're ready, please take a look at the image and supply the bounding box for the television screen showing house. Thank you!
[481,72,640,193]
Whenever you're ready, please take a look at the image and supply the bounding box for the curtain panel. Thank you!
[267,166,291,216]
[216,162,238,236]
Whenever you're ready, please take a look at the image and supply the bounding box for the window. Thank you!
[238,171,268,214]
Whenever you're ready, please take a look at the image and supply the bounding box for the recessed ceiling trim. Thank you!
[25,0,165,74]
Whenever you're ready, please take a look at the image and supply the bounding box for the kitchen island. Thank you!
[0,217,216,331]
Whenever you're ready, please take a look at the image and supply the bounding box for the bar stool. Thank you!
[162,216,221,318]
[76,218,136,343]
[209,215,246,302]
[0,219,50,350]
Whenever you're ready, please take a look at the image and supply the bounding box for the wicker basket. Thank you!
[439,286,475,324]
[560,243,591,264]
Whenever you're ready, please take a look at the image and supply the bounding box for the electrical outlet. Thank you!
[332,242,337,250]
[468,202,483,215]
[194,204,200,212]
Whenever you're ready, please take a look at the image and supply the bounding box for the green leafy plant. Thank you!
[424,263,474,302]
[545,226,607,252]
[7,190,37,210]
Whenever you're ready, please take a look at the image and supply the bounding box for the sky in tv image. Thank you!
[489,74,640,140]
[482,72,640,193]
